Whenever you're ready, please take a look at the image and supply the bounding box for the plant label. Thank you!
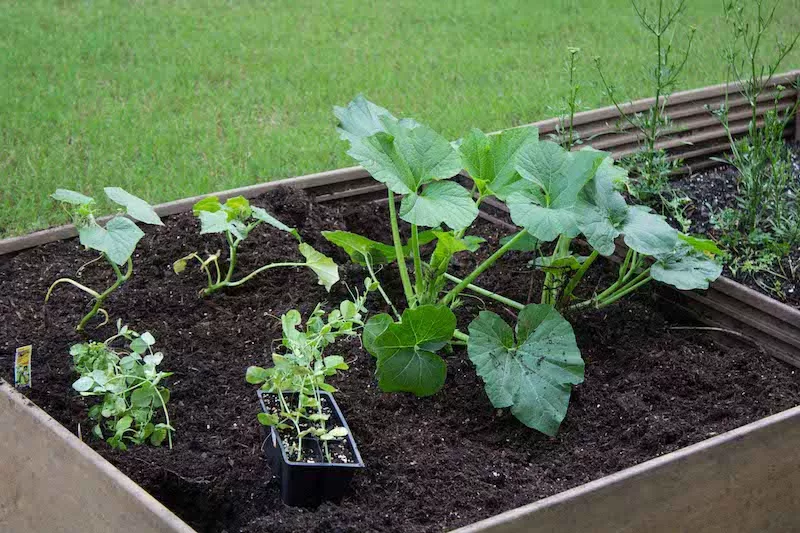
[14,345,32,388]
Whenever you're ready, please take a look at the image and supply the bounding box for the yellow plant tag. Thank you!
[14,345,32,388]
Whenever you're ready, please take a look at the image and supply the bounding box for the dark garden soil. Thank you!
[2,187,800,533]
[670,141,800,308]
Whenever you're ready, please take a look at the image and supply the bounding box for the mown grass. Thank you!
[2,0,800,236]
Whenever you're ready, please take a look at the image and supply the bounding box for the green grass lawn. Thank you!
[2,0,800,237]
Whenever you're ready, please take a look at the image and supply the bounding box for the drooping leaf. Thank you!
[322,230,397,265]
[459,126,539,200]
[399,181,478,230]
[371,304,456,396]
[52,189,94,205]
[104,187,163,226]
[251,206,299,240]
[652,242,723,290]
[363,313,394,357]
[345,116,463,195]
[78,216,144,265]
[299,243,339,291]
[509,143,607,242]
[467,304,583,436]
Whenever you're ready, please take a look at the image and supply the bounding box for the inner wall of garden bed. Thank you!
[2,184,800,533]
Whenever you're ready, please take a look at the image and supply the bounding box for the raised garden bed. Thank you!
[2,73,800,532]
[2,184,800,532]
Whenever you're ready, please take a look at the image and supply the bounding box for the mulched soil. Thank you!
[1,187,799,533]
[670,141,800,307]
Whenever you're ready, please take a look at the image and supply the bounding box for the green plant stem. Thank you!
[596,274,651,308]
[542,235,572,305]
[452,329,470,343]
[411,224,424,296]
[224,232,239,282]
[442,230,528,306]
[220,262,306,291]
[387,190,416,307]
[443,273,524,310]
[76,257,133,332]
[559,250,600,307]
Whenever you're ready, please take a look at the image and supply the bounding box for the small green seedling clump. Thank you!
[174,195,339,296]
[47,188,163,331]
[327,96,723,436]
[246,284,374,462]
[71,320,174,450]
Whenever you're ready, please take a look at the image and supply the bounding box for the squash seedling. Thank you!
[174,195,339,295]
[246,282,373,462]
[329,96,723,436]
[71,320,174,450]
[46,188,163,331]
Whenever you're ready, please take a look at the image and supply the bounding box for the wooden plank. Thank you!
[0,381,196,533]
[453,405,800,533]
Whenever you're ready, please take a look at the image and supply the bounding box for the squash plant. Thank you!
[71,320,174,450]
[47,188,163,331]
[174,195,339,295]
[329,96,722,436]
[246,283,373,462]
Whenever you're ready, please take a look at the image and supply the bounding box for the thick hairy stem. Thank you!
[596,274,652,309]
[443,273,524,310]
[387,190,416,307]
[452,329,470,343]
[441,230,528,306]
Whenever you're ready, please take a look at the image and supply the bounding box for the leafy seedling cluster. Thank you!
[70,321,174,450]
[47,188,163,331]
[327,96,722,435]
[174,195,339,296]
[246,284,373,462]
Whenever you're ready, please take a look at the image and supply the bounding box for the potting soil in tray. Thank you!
[1,186,799,533]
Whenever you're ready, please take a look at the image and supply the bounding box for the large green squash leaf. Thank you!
[371,304,456,396]
[467,304,584,436]
[399,181,478,230]
[334,95,419,145]
[345,116,463,195]
[508,142,606,242]
[459,126,539,200]
[651,241,722,290]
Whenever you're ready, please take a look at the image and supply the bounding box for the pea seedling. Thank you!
[47,188,163,331]
[174,195,339,295]
[246,283,373,462]
[71,320,174,450]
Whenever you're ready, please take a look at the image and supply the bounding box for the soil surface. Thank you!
[2,187,800,533]
[670,141,800,308]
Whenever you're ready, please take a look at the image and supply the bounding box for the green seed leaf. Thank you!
[372,304,456,396]
[459,126,539,200]
[104,187,163,226]
[52,188,94,205]
[652,241,723,290]
[257,412,280,426]
[246,366,271,384]
[399,181,478,230]
[467,305,584,436]
[299,243,339,292]
[78,216,144,265]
